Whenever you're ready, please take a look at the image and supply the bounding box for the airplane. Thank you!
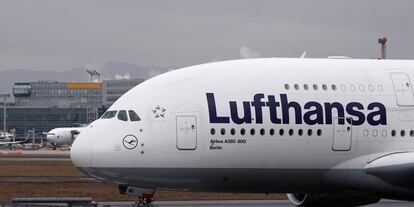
[0,132,14,140]
[0,132,29,145]
[45,127,83,146]
[71,57,414,206]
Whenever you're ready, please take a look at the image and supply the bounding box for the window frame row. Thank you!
[210,128,323,137]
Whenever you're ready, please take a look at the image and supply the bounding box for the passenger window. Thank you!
[240,128,246,135]
[221,128,226,135]
[260,128,265,135]
[401,130,406,137]
[391,130,396,137]
[284,84,290,90]
[317,129,322,136]
[101,110,117,119]
[128,110,141,121]
[294,84,299,90]
[250,128,255,135]
[307,129,313,136]
[210,128,216,135]
[117,110,128,121]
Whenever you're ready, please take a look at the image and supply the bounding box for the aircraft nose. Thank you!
[70,130,92,167]
[46,135,56,142]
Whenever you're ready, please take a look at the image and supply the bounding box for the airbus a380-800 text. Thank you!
[71,58,414,206]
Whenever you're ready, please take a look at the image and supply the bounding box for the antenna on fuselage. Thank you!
[378,37,387,59]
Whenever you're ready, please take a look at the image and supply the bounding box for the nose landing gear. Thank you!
[135,192,155,207]
[119,185,156,207]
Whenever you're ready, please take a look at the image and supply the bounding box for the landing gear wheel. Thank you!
[135,194,156,207]
[118,185,156,207]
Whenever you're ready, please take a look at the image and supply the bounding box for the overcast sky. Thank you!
[0,0,413,71]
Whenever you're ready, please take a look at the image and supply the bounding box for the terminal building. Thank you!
[13,81,102,108]
[13,81,102,123]
[102,77,145,107]
[3,78,145,138]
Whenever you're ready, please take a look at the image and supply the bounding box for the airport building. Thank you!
[0,107,87,138]
[13,81,102,123]
[13,81,102,108]
[4,78,145,138]
[102,77,145,107]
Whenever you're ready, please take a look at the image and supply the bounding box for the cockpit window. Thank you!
[117,110,128,121]
[128,110,141,121]
[101,110,117,119]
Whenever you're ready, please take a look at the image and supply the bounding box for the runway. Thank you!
[0,157,70,161]
[0,176,98,184]
[96,200,413,207]
[2,199,412,207]
[0,150,70,161]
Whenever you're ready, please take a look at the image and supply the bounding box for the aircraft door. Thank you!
[176,116,197,150]
[332,117,352,151]
[390,73,414,106]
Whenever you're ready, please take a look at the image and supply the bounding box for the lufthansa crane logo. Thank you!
[123,135,138,150]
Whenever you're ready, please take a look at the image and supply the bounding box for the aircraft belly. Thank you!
[84,167,329,193]
[80,166,414,199]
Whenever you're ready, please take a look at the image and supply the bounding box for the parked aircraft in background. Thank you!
[0,133,29,145]
[72,58,414,206]
[0,132,14,140]
[45,127,83,146]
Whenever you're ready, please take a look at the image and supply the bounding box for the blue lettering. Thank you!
[251,94,266,124]
[303,101,324,125]
[281,94,302,124]
[230,101,252,124]
[266,95,281,124]
[324,102,345,125]
[367,102,387,125]
[206,93,230,123]
[205,93,387,126]
[345,102,365,125]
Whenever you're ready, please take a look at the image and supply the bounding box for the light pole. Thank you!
[0,94,10,149]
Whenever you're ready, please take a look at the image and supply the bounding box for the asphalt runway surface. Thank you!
[96,200,413,207]
[2,200,413,207]
[0,157,70,161]
[0,176,98,184]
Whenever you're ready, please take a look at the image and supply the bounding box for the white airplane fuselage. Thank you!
[46,127,83,145]
[71,58,414,203]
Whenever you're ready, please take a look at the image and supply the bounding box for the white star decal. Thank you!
[152,105,166,119]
